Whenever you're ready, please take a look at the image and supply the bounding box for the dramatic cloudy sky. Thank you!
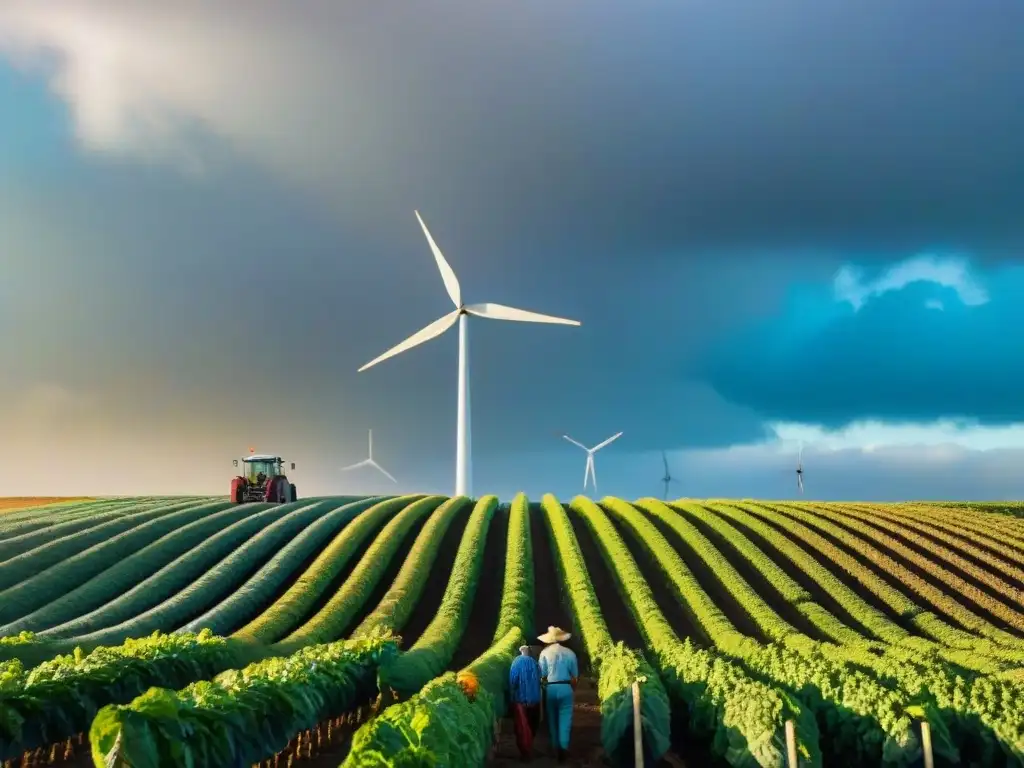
[2,0,1023,499]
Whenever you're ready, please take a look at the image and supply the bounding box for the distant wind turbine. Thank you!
[795,442,804,494]
[661,450,679,500]
[341,429,397,484]
[563,432,623,492]
[359,211,580,498]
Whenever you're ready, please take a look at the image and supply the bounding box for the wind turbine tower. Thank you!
[563,432,623,492]
[359,211,580,497]
[341,429,398,484]
[661,450,676,500]
[795,442,805,494]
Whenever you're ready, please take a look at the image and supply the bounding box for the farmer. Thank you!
[508,645,542,759]
[538,626,578,762]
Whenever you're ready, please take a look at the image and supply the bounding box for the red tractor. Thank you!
[231,454,298,504]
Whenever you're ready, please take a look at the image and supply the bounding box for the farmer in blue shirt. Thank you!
[538,626,578,762]
[508,645,542,758]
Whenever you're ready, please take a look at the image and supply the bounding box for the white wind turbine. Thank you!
[341,429,397,484]
[661,450,679,500]
[563,432,623,492]
[359,211,580,497]
[795,442,805,494]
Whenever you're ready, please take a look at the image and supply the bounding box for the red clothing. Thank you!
[511,702,541,757]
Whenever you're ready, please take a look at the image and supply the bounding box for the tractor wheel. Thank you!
[290,483,298,502]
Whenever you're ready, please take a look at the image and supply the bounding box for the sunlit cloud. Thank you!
[0,2,367,182]
[766,418,1024,453]
[833,255,989,311]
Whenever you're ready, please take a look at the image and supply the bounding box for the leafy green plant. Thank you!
[567,496,821,768]
[272,496,446,653]
[90,632,399,767]
[380,496,498,697]
[343,494,533,765]
[540,494,672,764]
[0,629,263,761]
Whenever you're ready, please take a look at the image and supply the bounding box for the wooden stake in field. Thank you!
[632,681,644,768]
[921,721,934,768]
[785,719,798,768]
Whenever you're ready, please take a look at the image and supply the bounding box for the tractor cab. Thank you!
[231,453,297,504]
[243,455,286,485]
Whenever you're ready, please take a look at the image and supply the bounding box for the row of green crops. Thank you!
[564,497,821,768]
[538,495,671,765]
[5,502,267,636]
[684,501,1024,761]
[819,502,1024,601]
[344,495,533,765]
[28,501,299,641]
[0,498,189,543]
[765,503,1024,644]
[232,495,421,644]
[379,496,498,697]
[177,496,385,636]
[54,499,339,646]
[652,500,1024,764]
[607,497,948,766]
[0,629,268,761]
[720,502,1024,665]
[90,631,399,767]
[272,495,446,653]
[349,496,473,639]
[0,499,217,598]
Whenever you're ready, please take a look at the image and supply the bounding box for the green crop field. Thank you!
[0,494,1022,767]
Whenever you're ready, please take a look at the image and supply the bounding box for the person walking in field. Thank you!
[508,645,542,759]
[538,626,578,762]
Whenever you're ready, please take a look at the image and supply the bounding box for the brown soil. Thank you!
[488,679,687,767]
[677,508,828,640]
[791,503,1024,636]
[564,508,646,650]
[602,509,709,646]
[642,511,768,643]
[488,677,605,766]
[449,504,509,669]
[397,501,474,648]
[745,503,939,633]
[530,503,587,667]
[341,513,433,638]
[696,504,881,637]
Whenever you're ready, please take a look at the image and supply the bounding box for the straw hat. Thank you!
[538,626,571,643]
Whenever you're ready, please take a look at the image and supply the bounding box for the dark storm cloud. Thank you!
[4,0,1024,260]
[4,0,1024,495]
[701,259,1024,428]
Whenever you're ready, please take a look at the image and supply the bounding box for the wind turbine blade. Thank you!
[590,455,598,491]
[562,435,589,451]
[367,429,373,460]
[584,455,594,489]
[415,210,461,308]
[662,450,669,475]
[590,431,624,453]
[358,311,460,372]
[368,460,398,484]
[341,460,369,471]
[465,302,580,326]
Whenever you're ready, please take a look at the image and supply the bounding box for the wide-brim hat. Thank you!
[538,626,571,643]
